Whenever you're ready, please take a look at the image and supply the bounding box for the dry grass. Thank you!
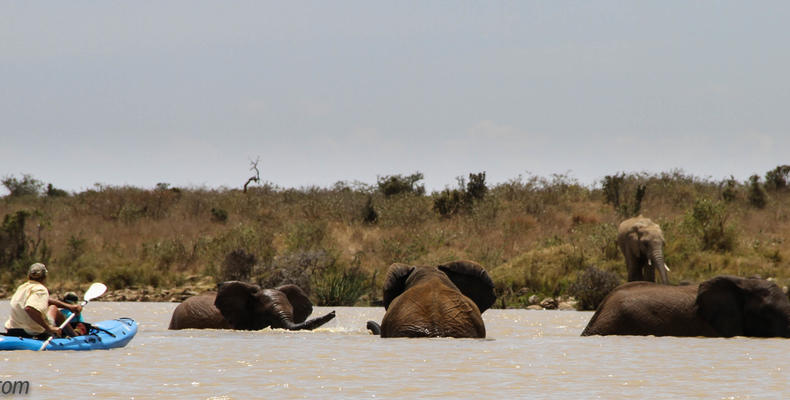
[2,170,790,307]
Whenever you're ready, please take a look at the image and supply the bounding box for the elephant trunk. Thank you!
[281,311,336,331]
[650,247,669,284]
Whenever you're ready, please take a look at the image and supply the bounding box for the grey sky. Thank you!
[2,1,788,194]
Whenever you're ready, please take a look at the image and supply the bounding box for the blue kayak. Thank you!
[0,318,138,351]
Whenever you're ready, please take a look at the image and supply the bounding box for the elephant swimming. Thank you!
[618,215,669,284]
[168,292,232,329]
[581,276,790,337]
[168,281,336,331]
[366,260,496,338]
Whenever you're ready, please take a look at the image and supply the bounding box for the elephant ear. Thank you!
[696,276,745,337]
[214,281,260,329]
[382,263,416,310]
[275,284,313,323]
[438,260,496,313]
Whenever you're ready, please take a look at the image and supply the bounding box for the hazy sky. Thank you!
[2,1,788,194]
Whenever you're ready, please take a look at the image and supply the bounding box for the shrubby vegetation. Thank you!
[569,266,622,311]
[1,166,789,308]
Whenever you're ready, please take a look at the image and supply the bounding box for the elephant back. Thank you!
[437,260,496,313]
[275,284,314,323]
[169,292,233,330]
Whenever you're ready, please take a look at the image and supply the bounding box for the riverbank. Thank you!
[1,169,789,310]
[0,276,217,303]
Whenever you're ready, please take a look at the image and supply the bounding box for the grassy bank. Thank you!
[2,167,789,309]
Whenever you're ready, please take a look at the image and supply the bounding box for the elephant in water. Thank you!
[168,292,231,329]
[366,260,496,338]
[618,215,669,284]
[168,281,335,331]
[581,276,790,337]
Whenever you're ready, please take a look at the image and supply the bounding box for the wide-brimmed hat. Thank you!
[63,292,79,304]
[28,263,48,280]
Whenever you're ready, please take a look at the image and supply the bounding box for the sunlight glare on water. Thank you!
[1,302,789,399]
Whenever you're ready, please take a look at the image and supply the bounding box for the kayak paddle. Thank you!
[38,282,107,351]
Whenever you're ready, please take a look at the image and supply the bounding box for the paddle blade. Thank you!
[84,283,107,301]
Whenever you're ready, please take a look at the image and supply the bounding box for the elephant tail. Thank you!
[366,320,382,335]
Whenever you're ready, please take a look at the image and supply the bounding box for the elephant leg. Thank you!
[280,311,336,331]
[625,256,643,282]
[644,264,655,282]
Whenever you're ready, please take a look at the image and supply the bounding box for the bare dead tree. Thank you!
[243,157,261,193]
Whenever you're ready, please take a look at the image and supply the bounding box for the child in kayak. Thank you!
[60,292,88,336]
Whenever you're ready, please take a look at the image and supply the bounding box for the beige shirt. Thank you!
[4,280,51,335]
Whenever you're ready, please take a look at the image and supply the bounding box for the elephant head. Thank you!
[213,281,335,331]
[618,216,669,284]
[371,260,496,338]
[383,260,496,313]
[696,276,790,338]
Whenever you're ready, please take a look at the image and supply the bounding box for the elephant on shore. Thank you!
[366,260,496,338]
[618,215,669,284]
[581,276,790,337]
[168,282,335,331]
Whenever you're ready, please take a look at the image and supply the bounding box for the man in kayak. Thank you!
[3,263,82,339]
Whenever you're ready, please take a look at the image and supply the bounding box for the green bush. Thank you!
[221,249,256,282]
[361,196,378,224]
[765,165,790,191]
[432,172,489,217]
[747,175,767,209]
[684,198,737,252]
[255,249,335,294]
[432,189,465,217]
[0,211,30,270]
[104,266,138,289]
[602,174,625,207]
[721,176,738,202]
[466,172,488,202]
[311,264,369,306]
[490,243,588,297]
[210,207,229,223]
[2,174,43,197]
[602,173,646,217]
[45,183,69,197]
[377,172,425,197]
[0,210,50,278]
[65,235,87,263]
[569,266,622,310]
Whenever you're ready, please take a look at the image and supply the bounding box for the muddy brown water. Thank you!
[1,301,789,399]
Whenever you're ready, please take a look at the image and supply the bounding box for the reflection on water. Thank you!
[1,301,789,399]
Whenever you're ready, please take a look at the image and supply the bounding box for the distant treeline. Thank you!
[1,166,789,309]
